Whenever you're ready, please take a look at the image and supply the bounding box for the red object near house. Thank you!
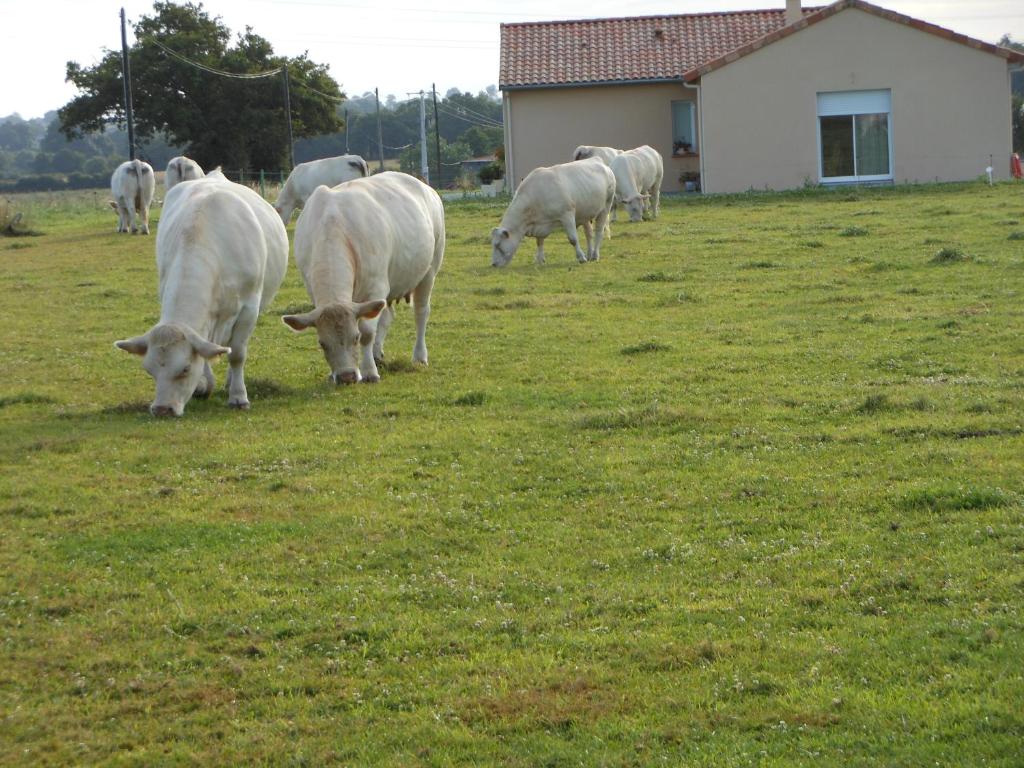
[1012,153,1023,180]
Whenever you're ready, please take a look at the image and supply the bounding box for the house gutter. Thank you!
[500,77,684,92]
[682,79,706,194]
[502,91,515,192]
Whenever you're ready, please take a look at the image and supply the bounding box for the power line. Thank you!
[291,77,344,102]
[436,105,501,129]
[146,37,284,79]
[442,102,503,126]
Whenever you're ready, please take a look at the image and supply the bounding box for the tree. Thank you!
[59,2,343,170]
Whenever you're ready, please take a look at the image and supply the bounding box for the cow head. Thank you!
[282,300,385,384]
[115,324,230,417]
[490,227,522,267]
[573,147,593,161]
[621,194,650,223]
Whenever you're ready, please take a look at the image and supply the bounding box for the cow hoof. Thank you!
[361,374,381,384]
[228,399,250,411]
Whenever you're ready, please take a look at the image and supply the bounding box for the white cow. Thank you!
[490,157,615,267]
[164,156,204,194]
[609,145,664,222]
[282,172,445,386]
[274,154,369,224]
[114,174,288,416]
[109,159,156,234]
[572,145,625,228]
[572,145,622,165]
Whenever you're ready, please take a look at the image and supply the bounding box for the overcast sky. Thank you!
[3,0,1021,119]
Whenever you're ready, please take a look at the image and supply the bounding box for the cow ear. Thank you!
[193,340,230,360]
[115,336,148,356]
[108,200,119,210]
[355,300,386,320]
[282,310,320,331]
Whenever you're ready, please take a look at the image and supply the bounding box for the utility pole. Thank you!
[119,8,136,160]
[375,88,385,173]
[344,107,349,154]
[407,90,430,184]
[282,64,295,170]
[432,84,441,189]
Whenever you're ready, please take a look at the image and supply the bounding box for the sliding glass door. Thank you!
[817,90,893,183]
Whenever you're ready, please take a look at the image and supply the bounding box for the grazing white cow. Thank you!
[114,174,288,416]
[572,145,624,229]
[164,156,204,194]
[609,145,664,223]
[572,145,622,165]
[490,157,615,267]
[109,159,155,234]
[274,154,369,224]
[282,172,445,386]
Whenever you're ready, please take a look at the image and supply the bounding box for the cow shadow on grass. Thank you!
[87,377,298,420]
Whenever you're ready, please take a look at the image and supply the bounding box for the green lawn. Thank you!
[1,182,1022,766]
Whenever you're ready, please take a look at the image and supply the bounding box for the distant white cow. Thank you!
[282,172,445,385]
[115,174,288,416]
[572,145,625,227]
[572,145,623,165]
[609,145,664,223]
[491,157,615,267]
[109,159,155,234]
[164,156,204,194]
[274,154,369,224]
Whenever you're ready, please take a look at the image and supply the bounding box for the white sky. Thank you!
[2,0,1021,119]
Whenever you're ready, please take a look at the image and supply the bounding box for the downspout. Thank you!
[502,91,515,193]
[682,79,706,193]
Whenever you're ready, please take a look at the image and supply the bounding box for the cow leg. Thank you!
[193,362,215,399]
[127,199,138,234]
[591,207,609,262]
[358,316,382,383]
[372,305,394,365]
[651,184,661,220]
[582,220,594,261]
[561,213,587,263]
[116,203,128,233]
[225,306,257,409]
[139,204,150,235]
[534,236,547,265]
[411,273,435,365]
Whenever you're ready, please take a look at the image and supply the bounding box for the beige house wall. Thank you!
[699,7,1014,193]
[504,83,699,192]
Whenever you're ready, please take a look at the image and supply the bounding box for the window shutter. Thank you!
[817,90,891,117]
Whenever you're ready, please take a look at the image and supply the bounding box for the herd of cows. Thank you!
[108,143,665,416]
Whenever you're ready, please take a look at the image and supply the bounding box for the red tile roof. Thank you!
[499,7,819,89]
[499,1,1024,90]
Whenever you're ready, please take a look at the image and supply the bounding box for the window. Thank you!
[817,90,892,183]
[671,100,697,155]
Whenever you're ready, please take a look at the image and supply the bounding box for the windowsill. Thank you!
[672,152,699,159]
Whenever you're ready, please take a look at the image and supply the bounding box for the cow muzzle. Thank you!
[150,403,181,418]
[331,370,360,385]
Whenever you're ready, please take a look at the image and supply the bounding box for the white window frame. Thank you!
[671,100,698,155]
[816,89,893,184]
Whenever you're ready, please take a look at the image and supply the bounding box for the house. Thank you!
[499,0,1024,194]
[460,155,498,179]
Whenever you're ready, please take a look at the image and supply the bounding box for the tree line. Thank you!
[1,1,503,191]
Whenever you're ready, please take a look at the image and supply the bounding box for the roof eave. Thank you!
[500,77,685,92]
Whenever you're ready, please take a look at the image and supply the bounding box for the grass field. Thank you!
[1,181,1023,766]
